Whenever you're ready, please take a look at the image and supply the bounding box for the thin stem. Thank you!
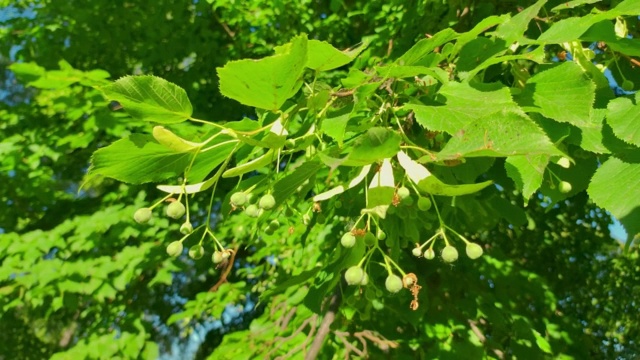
[149,193,174,210]
[200,139,240,153]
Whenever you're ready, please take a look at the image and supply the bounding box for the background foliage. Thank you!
[1,0,639,359]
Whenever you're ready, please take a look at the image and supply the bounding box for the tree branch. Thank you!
[304,290,342,360]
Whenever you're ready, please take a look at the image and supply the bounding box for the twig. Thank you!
[304,291,342,360]
[209,245,239,292]
[334,331,366,358]
[212,10,235,38]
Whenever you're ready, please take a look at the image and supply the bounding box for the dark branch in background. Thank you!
[305,290,342,360]
[212,10,235,38]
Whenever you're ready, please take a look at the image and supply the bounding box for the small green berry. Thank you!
[284,207,294,217]
[397,186,411,200]
[345,266,365,285]
[441,245,459,263]
[268,219,280,231]
[363,232,377,246]
[424,248,435,260]
[584,49,596,60]
[376,229,387,241]
[412,247,423,257]
[212,250,224,264]
[417,197,432,211]
[264,226,275,236]
[360,273,369,286]
[621,80,634,91]
[166,201,186,219]
[188,245,204,259]
[258,194,276,210]
[245,204,261,218]
[385,274,404,293]
[466,243,484,259]
[334,200,343,209]
[230,192,248,207]
[180,222,193,235]
[558,181,572,194]
[341,232,356,248]
[166,241,183,257]
[134,207,152,224]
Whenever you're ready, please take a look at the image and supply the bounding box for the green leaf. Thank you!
[505,155,549,205]
[519,62,595,127]
[407,82,519,134]
[434,112,562,161]
[152,126,200,152]
[321,105,351,145]
[375,65,448,83]
[320,128,402,167]
[537,14,602,43]
[551,0,601,12]
[272,161,323,207]
[416,177,493,197]
[606,93,640,147]
[538,1,640,43]
[99,75,192,124]
[588,157,640,244]
[304,240,365,313]
[397,28,457,66]
[260,268,320,300]
[494,0,546,43]
[306,40,366,71]
[88,135,235,184]
[222,148,275,178]
[217,35,307,110]
[456,37,508,72]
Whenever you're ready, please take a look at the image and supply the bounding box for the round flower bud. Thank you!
[302,214,311,225]
[221,250,231,260]
[212,250,224,264]
[424,248,436,260]
[166,241,183,257]
[397,186,411,200]
[230,192,248,207]
[376,229,387,241]
[441,245,459,263]
[385,274,403,293]
[245,204,261,218]
[180,222,193,235]
[363,232,377,246]
[258,194,276,210]
[466,243,484,259]
[341,232,356,248]
[134,207,152,224]
[558,181,572,194]
[621,80,634,92]
[166,201,186,219]
[360,273,369,286]
[417,197,432,211]
[345,266,365,285]
[412,247,423,257]
[188,245,204,260]
[268,219,280,231]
